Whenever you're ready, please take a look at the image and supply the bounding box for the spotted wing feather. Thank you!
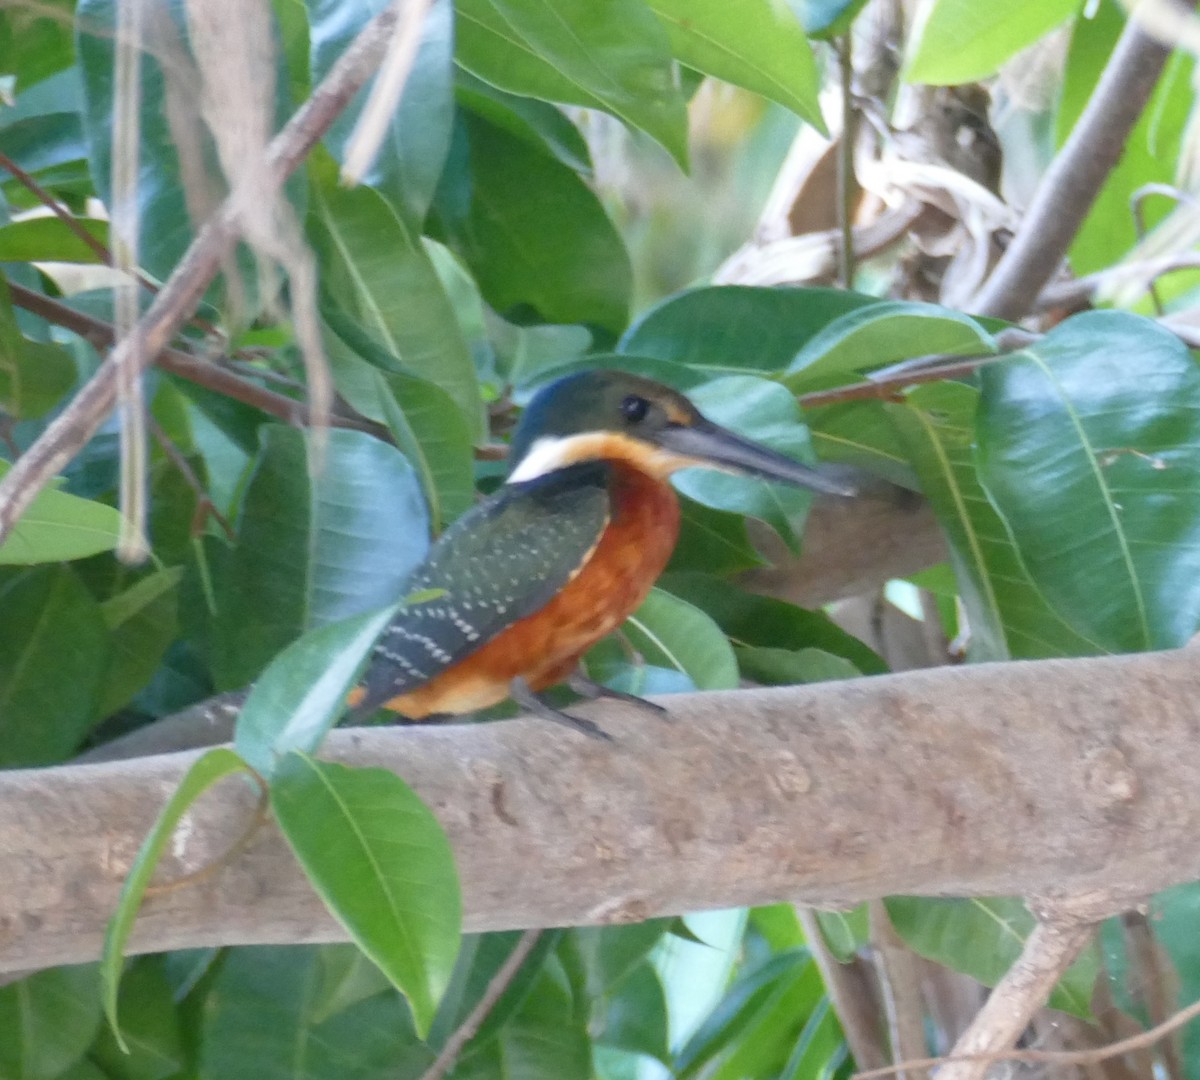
[355,462,612,714]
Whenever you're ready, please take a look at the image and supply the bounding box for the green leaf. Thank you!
[199,945,432,1080]
[885,897,1098,1018]
[454,0,689,168]
[648,0,824,131]
[595,960,670,1063]
[885,381,1103,661]
[736,645,860,686]
[814,904,870,962]
[570,921,673,1000]
[0,278,76,418]
[977,312,1200,653]
[90,958,185,1080]
[784,301,995,393]
[95,568,182,720]
[0,966,102,1080]
[674,376,822,552]
[0,565,109,765]
[0,3,77,91]
[102,748,251,1047]
[0,216,108,262]
[271,754,462,1036]
[447,957,591,1080]
[663,571,887,674]
[620,285,880,375]
[669,496,767,576]
[211,426,429,688]
[433,112,632,333]
[622,587,738,691]
[904,0,1080,84]
[675,951,825,1080]
[310,172,484,437]
[779,998,846,1080]
[456,69,592,174]
[234,603,400,778]
[309,0,455,226]
[324,325,475,529]
[1059,2,1195,275]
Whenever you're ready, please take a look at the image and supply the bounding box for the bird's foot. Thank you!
[510,677,613,742]
[567,671,670,719]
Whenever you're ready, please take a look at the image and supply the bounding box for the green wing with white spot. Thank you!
[355,462,612,713]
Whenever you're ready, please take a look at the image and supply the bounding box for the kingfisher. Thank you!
[348,369,855,737]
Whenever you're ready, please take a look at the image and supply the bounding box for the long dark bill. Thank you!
[657,419,857,497]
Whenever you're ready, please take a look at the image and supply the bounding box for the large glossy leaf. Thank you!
[669,496,766,576]
[736,645,860,686]
[271,754,462,1036]
[324,323,475,530]
[619,286,879,375]
[0,565,109,765]
[648,0,823,130]
[96,567,181,720]
[886,381,1103,661]
[310,171,484,437]
[976,312,1200,653]
[102,748,252,1045]
[623,587,738,691]
[199,946,432,1080]
[0,278,76,418]
[904,0,1079,84]
[0,966,102,1080]
[233,604,399,778]
[805,399,915,486]
[434,113,632,334]
[0,1,76,91]
[1058,1,1195,274]
[663,572,887,674]
[309,0,454,226]
[886,896,1098,1018]
[594,960,670,1063]
[784,301,995,393]
[453,0,688,168]
[210,426,429,688]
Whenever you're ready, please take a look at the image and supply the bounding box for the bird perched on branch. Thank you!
[348,369,855,737]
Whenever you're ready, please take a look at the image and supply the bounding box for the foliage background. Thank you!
[2,0,1200,1077]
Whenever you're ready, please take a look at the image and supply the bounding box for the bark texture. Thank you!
[2,645,1199,973]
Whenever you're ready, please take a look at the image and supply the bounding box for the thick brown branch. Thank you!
[0,1,402,543]
[3,645,1200,973]
[972,10,1190,321]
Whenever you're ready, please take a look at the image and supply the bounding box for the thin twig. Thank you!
[972,8,1190,320]
[1122,910,1185,1080]
[931,917,1097,1080]
[147,416,235,540]
[7,284,388,439]
[418,930,544,1080]
[797,355,1002,409]
[854,991,1200,1080]
[797,907,889,1073]
[869,901,928,1080]
[0,0,404,544]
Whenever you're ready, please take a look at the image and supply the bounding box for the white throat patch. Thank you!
[506,433,698,483]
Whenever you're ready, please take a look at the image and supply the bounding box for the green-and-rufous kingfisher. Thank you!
[348,369,855,737]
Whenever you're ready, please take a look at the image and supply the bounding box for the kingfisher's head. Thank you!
[506,369,855,496]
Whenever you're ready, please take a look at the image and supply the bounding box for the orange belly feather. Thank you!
[379,463,681,718]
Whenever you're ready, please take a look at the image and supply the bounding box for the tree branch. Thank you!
[4,644,1200,973]
[935,915,1097,1080]
[7,283,387,438]
[0,0,403,543]
[971,9,1190,321]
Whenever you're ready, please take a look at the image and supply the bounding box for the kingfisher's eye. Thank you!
[621,395,650,423]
